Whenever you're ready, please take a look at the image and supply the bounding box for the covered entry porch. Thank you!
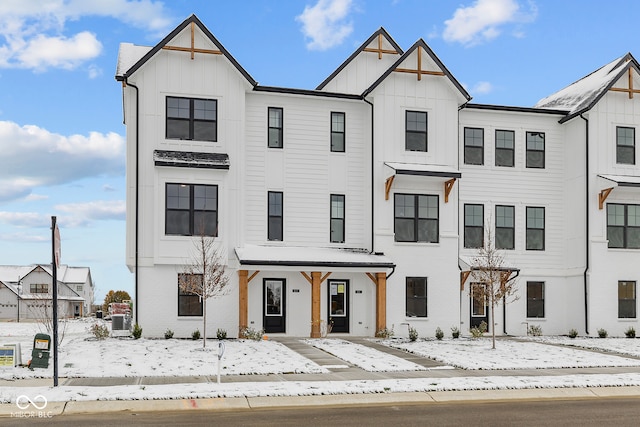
[235,245,395,337]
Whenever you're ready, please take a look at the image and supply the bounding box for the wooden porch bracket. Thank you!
[444,178,456,203]
[599,187,614,210]
[460,271,471,291]
[385,176,395,200]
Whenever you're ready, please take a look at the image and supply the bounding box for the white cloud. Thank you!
[0,0,173,71]
[0,231,48,242]
[0,121,125,202]
[471,81,493,95]
[443,0,537,46]
[55,200,126,221]
[0,211,49,228]
[296,0,354,51]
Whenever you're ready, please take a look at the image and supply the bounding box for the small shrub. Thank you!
[192,329,201,340]
[625,327,636,338]
[470,321,487,338]
[239,326,264,341]
[90,323,110,340]
[435,327,444,340]
[451,326,460,339]
[408,326,418,342]
[597,328,608,338]
[528,325,542,337]
[164,329,174,339]
[216,328,227,340]
[132,323,142,340]
[376,327,394,339]
[568,328,578,339]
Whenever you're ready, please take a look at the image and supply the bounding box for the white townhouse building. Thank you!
[116,15,640,338]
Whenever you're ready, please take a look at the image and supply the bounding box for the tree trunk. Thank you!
[203,294,207,349]
[491,292,496,349]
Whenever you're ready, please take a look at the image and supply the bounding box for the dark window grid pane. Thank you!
[406,297,427,317]
[617,146,636,164]
[331,133,345,152]
[193,100,217,120]
[465,146,484,165]
[331,113,345,132]
[496,228,514,249]
[527,299,545,318]
[465,226,483,248]
[417,219,438,243]
[526,150,545,168]
[526,229,545,250]
[395,218,415,242]
[465,205,484,226]
[628,227,640,248]
[395,195,415,218]
[527,282,544,298]
[464,128,484,146]
[608,226,625,248]
[269,193,283,215]
[166,119,190,139]
[619,282,635,299]
[526,132,545,150]
[608,204,626,225]
[166,210,190,235]
[193,121,217,142]
[330,218,345,243]
[406,131,427,151]
[617,127,635,145]
[418,195,438,219]
[406,111,427,131]
[495,148,514,167]
[496,206,514,227]
[629,206,640,226]
[167,97,190,118]
[268,128,283,148]
[268,108,282,126]
[527,208,545,229]
[619,300,636,318]
[496,131,514,148]
[193,211,218,237]
[178,295,203,316]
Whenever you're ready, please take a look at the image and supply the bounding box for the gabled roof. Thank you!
[362,39,470,101]
[115,14,257,86]
[535,53,640,123]
[316,27,403,91]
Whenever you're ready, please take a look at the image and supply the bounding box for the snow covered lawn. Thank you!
[527,336,640,358]
[380,338,640,370]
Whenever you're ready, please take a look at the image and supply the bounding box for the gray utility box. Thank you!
[30,333,50,369]
[111,314,132,337]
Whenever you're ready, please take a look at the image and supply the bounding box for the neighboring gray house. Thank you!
[0,264,94,321]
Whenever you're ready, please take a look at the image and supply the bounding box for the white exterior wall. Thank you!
[0,285,18,320]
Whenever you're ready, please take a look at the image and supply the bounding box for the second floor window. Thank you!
[495,205,515,250]
[331,112,345,152]
[165,183,218,237]
[268,191,283,241]
[495,130,515,167]
[268,107,283,148]
[394,194,438,243]
[330,194,345,243]
[617,126,635,165]
[405,111,427,152]
[607,203,640,249]
[526,206,545,250]
[30,284,48,293]
[166,97,217,142]
[464,127,484,165]
[464,204,484,248]
[526,131,545,168]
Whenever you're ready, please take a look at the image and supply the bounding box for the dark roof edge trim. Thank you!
[394,169,461,179]
[253,85,362,100]
[465,103,569,115]
[238,260,396,268]
[154,160,230,170]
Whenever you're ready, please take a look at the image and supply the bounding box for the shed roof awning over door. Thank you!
[384,162,461,202]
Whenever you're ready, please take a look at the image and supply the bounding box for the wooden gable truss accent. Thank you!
[238,270,259,336]
[599,187,614,210]
[161,21,223,60]
[609,67,640,99]
[363,33,401,60]
[394,46,445,81]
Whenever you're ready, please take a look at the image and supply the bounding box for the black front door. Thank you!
[470,283,489,331]
[328,280,349,333]
[264,279,286,333]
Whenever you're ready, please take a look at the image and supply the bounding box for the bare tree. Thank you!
[27,296,67,346]
[469,225,519,349]
[179,232,230,348]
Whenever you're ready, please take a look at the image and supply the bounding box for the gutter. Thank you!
[124,78,140,324]
[580,113,590,335]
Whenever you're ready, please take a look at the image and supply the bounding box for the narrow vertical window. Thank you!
[526,131,545,168]
[495,205,515,250]
[464,127,484,165]
[495,130,515,167]
[526,207,545,250]
[619,281,636,318]
[268,191,283,241]
[527,282,545,318]
[331,112,345,152]
[406,277,427,317]
[268,107,283,148]
[617,126,635,165]
[330,194,345,243]
[405,111,427,152]
[464,204,484,248]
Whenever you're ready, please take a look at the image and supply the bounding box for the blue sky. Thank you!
[1,0,639,304]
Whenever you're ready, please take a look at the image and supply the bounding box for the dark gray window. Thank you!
[607,204,640,249]
[406,277,427,317]
[330,194,345,243]
[464,127,484,165]
[166,184,217,236]
[527,281,544,318]
[619,281,636,318]
[526,207,545,250]
[166,97,217,142]
[495,205,515,250]
[405,111,427,152]
[268,107,283,148]
[464,204,484,248]
[30,284,48,294]
[495,130,515,167]
[394,194,439,243]
[331,112,345,152]
[268,191,283,241]
[526,132,545,168]
[617,126,635,165]
[178,273,203,316]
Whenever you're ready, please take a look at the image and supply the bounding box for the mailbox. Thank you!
[29,333,51,369]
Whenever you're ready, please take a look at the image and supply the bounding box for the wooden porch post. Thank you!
[238,270,248,336]
[311,271,322,338]
[375,272,387,334]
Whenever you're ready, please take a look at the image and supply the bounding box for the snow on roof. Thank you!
[534,54,631,117]
[0,265,90,285]
[154,150,230,169]
[116,42,152,78]
[235,245,395,270]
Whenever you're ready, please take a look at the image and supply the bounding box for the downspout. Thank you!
[124,78,140,324]
[363,97,375,254]
[580,113,589,335]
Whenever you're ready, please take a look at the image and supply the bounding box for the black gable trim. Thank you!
[465,103,569,115]
[154,150,230,169]
[254,85,362,100]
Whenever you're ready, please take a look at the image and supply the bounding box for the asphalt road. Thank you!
[5,397,640,427]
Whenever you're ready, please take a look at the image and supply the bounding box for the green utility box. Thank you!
[30,333,51,369]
